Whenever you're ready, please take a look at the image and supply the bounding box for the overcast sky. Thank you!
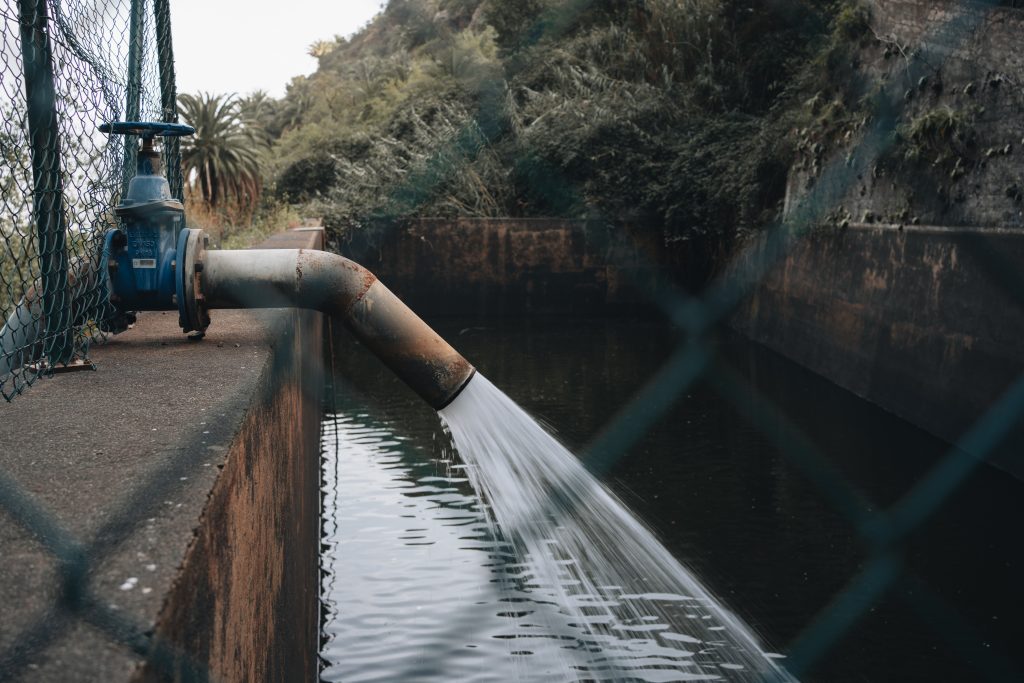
[170,0,384,98]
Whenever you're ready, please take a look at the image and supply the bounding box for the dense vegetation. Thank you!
[221,0,862,276]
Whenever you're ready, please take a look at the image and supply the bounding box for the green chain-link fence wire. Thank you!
[0,0,1021,681]
[0,0,172,401]
[0,0,202,678]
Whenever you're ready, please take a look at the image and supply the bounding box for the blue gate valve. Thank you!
[88,127,476,410]
[98,121,210,336]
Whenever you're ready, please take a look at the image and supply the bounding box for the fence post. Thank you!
[154,0,183,201]
[18,0,73,366]
[122,0,145,198]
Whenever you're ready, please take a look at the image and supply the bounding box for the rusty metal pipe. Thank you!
[201,249,476,410]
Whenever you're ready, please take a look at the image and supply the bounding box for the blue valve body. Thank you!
[104,208,183,311]
[100,120,195,320]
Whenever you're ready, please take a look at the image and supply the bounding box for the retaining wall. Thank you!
[869,0,1024,56]
[729,223,1024,478]
[788,0,1024,230]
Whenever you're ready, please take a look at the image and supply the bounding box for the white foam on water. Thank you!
[441,374,797,682]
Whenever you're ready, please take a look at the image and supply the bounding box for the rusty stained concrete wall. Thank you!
[762,1,1024,477]
[136,229,325,683]
[0,230,326,682]
[340,218,669,316]
[729,223,1024,478]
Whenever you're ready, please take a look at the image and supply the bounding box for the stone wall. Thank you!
[870,0,1024,55]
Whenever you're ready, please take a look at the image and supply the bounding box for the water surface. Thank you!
[321,319,1024,682]
[320,411,574,682]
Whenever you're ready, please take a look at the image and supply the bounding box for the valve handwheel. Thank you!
[99,121,194,139]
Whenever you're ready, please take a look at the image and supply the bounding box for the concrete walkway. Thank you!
[0,229,325,682]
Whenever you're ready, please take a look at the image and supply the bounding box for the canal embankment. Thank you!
[0,228,324,682]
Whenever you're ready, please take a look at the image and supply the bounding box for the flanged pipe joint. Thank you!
[97,121,475,410]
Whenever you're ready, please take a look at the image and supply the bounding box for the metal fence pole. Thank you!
[18,0,73,366]
[153,0,182,202]
[122,0,145,197]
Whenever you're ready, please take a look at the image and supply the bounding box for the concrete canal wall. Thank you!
[340,215,1024,477]
[728,223,1024,478]
[743,0,1024,476]
[0,229,324,682]
[339,218,670,316]
[136,229,325,683]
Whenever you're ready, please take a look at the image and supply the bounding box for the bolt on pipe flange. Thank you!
[177,228,210,335]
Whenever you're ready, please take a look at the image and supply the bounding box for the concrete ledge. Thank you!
[0,229,325,681]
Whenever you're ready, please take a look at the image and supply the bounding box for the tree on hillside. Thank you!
[178,93,265,210]
[238,90,278,142]
[308,40,335,59]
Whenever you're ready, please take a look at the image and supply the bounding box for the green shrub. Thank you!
[258,0,854,277]
[899,106,976,167]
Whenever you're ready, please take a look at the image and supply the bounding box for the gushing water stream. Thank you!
[439,374,795,682]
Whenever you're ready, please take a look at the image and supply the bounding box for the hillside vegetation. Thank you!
[241,0,861,278]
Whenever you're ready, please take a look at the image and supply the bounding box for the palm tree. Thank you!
[238,90,273,127]
[308,39,334,59]
[238,90,277,143]
[178,93,264,210]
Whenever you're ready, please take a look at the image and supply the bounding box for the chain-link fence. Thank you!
[0,0,178,400]
[1,0,1022,681]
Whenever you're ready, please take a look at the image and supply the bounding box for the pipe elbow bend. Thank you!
[204,247,475,410]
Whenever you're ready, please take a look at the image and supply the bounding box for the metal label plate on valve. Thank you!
[128,227,158,267]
